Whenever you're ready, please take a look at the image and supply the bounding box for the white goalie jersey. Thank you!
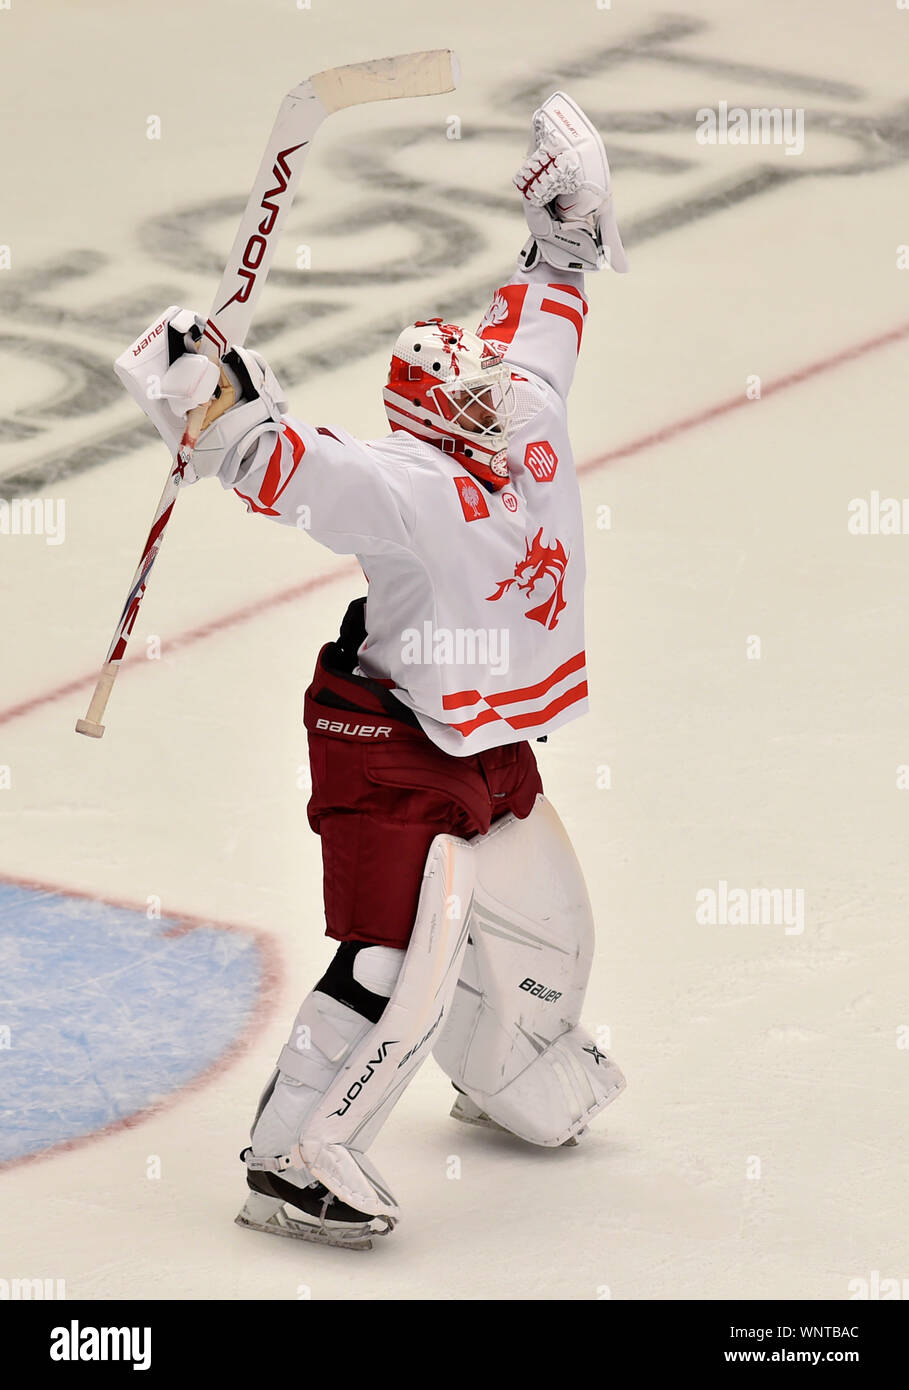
[222,263,591,756]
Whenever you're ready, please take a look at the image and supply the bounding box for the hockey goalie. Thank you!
[116,92,629,1249]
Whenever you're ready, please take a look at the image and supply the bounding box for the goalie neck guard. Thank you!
[383,318,515,492]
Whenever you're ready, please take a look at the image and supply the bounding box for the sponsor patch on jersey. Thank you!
[523,440,559,482]
[501,490,518,513]
[453,474,490,522]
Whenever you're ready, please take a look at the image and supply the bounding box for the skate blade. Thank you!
[234,1197,393,1252]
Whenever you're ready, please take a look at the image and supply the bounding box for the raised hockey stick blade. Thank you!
[75,49,458,738]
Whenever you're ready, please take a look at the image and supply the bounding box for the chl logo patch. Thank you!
[453,475,489,522]
[524,441,558,482]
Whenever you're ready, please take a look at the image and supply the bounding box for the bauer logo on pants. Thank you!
[523,441,558,482]
[314,718,392,738]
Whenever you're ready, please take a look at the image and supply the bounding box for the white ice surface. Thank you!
[1,0,908,1299]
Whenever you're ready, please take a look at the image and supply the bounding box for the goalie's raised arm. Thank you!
[474,93,627,403]
[115,307,411,555]
[476,267,590,403]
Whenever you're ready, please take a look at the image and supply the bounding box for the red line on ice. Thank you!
[0,565,356,728]
[578,318,909,474]
[2,316,908,731]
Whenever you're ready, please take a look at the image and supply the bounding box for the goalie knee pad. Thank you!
[248,832,476,1217]
[316,941,405,1022]
[433,795,625,1146]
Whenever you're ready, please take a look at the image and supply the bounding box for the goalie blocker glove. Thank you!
[513,91,628,274]
[114,306,288,483]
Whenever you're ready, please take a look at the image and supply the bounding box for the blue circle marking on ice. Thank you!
[0,882,267,1164]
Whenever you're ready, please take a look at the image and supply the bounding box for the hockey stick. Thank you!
[75,49,459,738]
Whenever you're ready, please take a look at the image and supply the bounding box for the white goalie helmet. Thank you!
[383,318,516,491]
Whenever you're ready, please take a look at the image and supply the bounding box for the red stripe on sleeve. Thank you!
[547,284,589,312]
[233,487,279,516]
[540,297,585,351]
[259,423,305,509]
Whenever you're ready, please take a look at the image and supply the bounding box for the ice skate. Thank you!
[234,1160,395,1252]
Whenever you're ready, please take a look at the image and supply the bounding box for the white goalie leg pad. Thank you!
[433,795,625,1147]
[248,953,402,1190]
[294,832,475,1217]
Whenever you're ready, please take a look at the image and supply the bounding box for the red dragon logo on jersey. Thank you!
[487,528,569,630]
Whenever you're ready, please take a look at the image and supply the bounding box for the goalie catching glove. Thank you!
[114,307,287,483]
[513,91,628,274]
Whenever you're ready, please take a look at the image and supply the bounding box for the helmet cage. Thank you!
[429,364,516,446]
